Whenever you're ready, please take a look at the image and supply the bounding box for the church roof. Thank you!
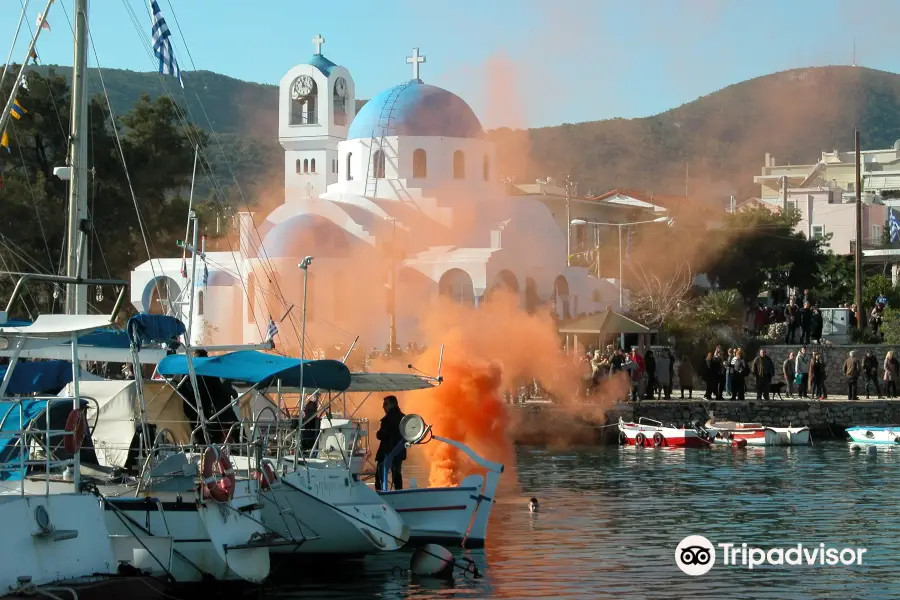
[347,81,483,140]
[307,53,338,76]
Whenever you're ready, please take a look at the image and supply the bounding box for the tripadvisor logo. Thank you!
[675,536,867,575]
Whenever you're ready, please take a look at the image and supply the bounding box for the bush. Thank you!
[880,308,900,344]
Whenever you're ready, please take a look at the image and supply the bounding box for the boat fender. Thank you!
[866,445,877,456]
[254,461,278,491]
[201,445,235,502]
[635,432,646,447]
[618,431,627,445]
[731,439,747,449]
[894,436,900,444]
[411,544,454,579]
[63,408,86,454]
[652,432,665,448]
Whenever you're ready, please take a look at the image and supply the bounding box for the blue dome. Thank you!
[308,54,338,76]
[347,81,483,140]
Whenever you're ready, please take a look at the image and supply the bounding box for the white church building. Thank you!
[131,37,620,352]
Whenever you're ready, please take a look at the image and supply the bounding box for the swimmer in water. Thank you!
[528,497,539,513]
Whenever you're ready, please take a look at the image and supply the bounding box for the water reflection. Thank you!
[271,442,899,599]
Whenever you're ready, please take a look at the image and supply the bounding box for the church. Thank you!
[130,36,619,354]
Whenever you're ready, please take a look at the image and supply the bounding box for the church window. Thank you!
[197,291,204,316]
[295,159,302,174]
[453,150,465,179]
[290,75,318,125]
[483,155,490,181]
[310,158,316,173]
[332,158,337,174]
[413,149,427,178]
[303,159,309,173]
[373,150,385,179]
[333,77,349,126]
[346,152,353,180]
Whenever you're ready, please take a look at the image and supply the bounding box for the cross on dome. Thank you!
[312,33,325,55]
[406,47,425,81]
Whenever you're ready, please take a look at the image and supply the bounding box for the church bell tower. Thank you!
[278,34,356,201]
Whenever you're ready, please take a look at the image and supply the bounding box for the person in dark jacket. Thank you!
[177,349,238,444]
[863,350,882,399]
[644,350,657,399]
[784,299,799,344]
[678,355,695,399]
[375,395,406,491]
[703,352,715,399]
[750,349,775,400]
[299,399,320,455]
[810,305,824,344]
[799,302,813,345]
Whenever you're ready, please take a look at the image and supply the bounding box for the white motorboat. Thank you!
[0,312,170,599]
[306,371,505,548]
[617,417,716,448]
[705,420,812,446]
[846,425,900,445]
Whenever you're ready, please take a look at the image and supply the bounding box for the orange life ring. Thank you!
[254,461,277,491]
[201,445,235,502]
[64,409,86,454]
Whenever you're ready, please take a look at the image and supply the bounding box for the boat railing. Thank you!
[0,397,82,497]
[637,417,664,427]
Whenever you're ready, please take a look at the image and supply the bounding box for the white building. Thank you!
[131,38,619,351]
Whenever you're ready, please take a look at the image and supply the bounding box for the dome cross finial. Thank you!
[406,47,425,81]
[313,33,325,55]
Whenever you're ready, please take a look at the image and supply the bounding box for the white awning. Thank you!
[0,314,111,337]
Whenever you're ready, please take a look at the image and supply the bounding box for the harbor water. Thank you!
[269,442,899,599]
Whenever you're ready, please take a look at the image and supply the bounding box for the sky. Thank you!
[3,0,900,130]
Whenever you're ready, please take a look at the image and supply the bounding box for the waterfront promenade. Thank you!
[509,396,900,445]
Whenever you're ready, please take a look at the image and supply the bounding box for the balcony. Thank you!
[850,238,900,263]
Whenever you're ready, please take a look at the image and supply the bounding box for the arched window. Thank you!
[303,159,309,173]
[346,152,353,180]
[290,76,318,125]
[413,148,427,178]
[310,158,316,173]
[453,150,465,179]
[332,158,337,174]
[483,155,490,181]
[197,291,204,316]
[295,159,302,174]
[373,150,385,179]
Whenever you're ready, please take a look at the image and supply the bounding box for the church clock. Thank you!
[334,76,348,99]
[291,75,316,99]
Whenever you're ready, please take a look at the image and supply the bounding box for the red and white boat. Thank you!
[705,420,811,446]
[617,417,717,449]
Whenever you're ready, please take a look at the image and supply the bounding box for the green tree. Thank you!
[705,207,828,302]
[815,253,855,306]
[0,69,206,318]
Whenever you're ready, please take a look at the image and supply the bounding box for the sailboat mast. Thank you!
[65,0,90,315]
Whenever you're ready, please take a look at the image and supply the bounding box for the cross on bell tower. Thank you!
[406,47,425,82]
[312,33,325,55]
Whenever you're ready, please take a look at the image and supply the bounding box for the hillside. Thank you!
[31,64,900,204]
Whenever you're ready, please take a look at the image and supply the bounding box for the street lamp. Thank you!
[569,216,672,309]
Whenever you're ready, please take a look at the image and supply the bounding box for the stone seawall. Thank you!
[509,399,900,446]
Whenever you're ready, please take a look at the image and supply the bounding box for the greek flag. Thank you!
[890,208,900,244]
[202,263,209,286]
[266,317,278,342]
[150,1,183,88]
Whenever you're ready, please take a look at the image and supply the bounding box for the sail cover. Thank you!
[0,360,75,394]
[126,314,186,351]
[157,350,352,391]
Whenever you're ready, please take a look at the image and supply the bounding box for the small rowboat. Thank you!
[705,420,811,446]
[617,417,720,449]
[846,425,900,445]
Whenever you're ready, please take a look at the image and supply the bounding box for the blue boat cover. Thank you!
[0,398,85,480]
[127,314,186,351]
[157,350,352,391]
[0,360,74,394]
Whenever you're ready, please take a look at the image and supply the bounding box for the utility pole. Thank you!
[387,218,398,354]
[855,129,863,330]
[65,0,89,315]
[565,175,571,267]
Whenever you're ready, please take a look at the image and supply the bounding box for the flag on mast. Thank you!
[10,100,26,120]
[36,13,50,31]
[29,48,39,64]
[890,208,900,244]
[150,1,184,88]
[266,317,278,343]
[1,131,9,153]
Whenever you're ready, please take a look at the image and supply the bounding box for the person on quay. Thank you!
[703,352,716,400]
[750,348,775,401]
[712,347,725,400]
[724,348,735,399]
[884,351,899,398]
[844,350,862,401]
[375,395,406,491]
[785,298,799,344]
[731,349,747,401]
[809,351,827,400]
[862,350,882,399]
[783,351,796,398]
[678,355,695,399]
[799,302,813,345]
[795,346,811,398]
[656,350,672,400]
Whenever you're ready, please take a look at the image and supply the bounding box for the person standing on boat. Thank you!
[783,352,795,398]
[843,350,862,400]
[375,395,406,491]
[299,399,320,456]
[795,346,811,398]
[750,349,775,400]
[862,350,882,399]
